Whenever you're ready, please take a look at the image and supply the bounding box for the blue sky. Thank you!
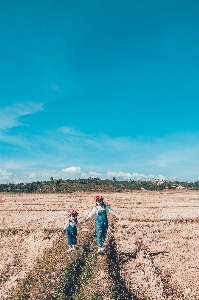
[1,0,199,183]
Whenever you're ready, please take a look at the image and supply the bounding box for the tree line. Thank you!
[0,178,198,193]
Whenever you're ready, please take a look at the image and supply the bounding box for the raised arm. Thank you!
[106,205,120,219]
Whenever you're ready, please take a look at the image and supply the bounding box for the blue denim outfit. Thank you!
[86,203,115,247]
[63,219,82,246]
[96,207,108,247]
[67,223,77,246]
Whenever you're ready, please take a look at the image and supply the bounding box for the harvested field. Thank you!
[0,190,199,299]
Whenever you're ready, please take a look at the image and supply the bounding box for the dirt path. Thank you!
[11,218,134,300]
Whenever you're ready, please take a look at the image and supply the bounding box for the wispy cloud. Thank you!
[51,84,61,92]
[1,111,199,182]
[59,126,86,137]
[0,102,44,131]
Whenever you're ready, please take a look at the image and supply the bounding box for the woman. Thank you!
[84,196,119,254]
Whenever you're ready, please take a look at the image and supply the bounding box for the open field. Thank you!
[0,190,199,299]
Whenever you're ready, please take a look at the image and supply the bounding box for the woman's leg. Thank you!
[101,222,108,245]
[96,221,103,247]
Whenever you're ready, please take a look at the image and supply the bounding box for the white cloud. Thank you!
[0,166,167,184]
[87,171,102,177]
[0,102,44,131]
[0,168,12,181]
[106,171,166,181]
[62,166,81,174]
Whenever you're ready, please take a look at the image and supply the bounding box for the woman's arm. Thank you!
[84,207,97,222]
[106,205,120,219]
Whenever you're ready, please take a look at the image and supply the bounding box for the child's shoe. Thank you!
[101,245,105,251]
[68,246,73,252]
[72,245,76,250]
[97,247,102,254]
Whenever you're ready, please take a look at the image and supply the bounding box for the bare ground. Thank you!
[0,190,199,299]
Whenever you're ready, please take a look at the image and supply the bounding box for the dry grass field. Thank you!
[0,190,199,299]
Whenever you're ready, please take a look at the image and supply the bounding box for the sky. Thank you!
[0,0,199,183]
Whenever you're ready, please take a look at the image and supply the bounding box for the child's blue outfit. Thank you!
[86,204,115,247]
[63,219,82,246]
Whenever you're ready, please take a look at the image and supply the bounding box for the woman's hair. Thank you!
[94,195,104,205]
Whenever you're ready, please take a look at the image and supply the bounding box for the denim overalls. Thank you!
[96,206,108,247]
[67,221,77,246]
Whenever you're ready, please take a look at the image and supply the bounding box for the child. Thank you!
[84,196,119,254]
[62,210,83,251]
